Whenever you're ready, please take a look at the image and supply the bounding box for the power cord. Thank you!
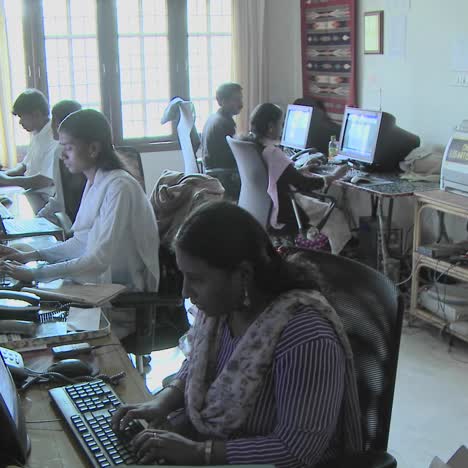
[19,368,126,392]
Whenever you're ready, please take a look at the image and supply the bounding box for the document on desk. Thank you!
[22,280,127,306]
[67,307,101,332]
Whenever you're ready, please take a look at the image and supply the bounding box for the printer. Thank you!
[440,120,468,196]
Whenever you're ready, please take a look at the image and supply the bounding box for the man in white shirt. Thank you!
[0,89,57,213]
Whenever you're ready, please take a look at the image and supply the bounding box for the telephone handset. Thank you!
[0,290,40,321]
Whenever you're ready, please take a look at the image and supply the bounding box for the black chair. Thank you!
[284,248,402,468]
[60,159,86,223]
[112,246,188,374]
[111,148,187,372]
[115,146,146,192]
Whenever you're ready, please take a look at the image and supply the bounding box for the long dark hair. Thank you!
[241,103,283,151]
[59,109,124,171]
[175,201,321,295]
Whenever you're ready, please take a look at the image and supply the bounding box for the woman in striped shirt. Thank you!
[112,202,362,467]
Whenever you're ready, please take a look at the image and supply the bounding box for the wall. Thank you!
[140,150,183,193]
[265,0,303,109]
[358,0,468,147]
[357,0,468,240]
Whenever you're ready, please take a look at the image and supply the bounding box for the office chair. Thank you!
[161,97,202,174]
[112,246,188,375]
[60,159,86,224]
[150,170,225,248]
[115,146,146,192]
[284,248,402,468]
[226,136,336,236]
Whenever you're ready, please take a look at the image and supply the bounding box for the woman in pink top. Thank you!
[247,103,346,228]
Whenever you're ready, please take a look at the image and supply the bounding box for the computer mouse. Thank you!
[350,175,372,184]
[47,359,94,378]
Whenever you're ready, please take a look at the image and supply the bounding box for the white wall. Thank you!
[140,150,183,193]
[265,0,303,109]
[358,0,468,147]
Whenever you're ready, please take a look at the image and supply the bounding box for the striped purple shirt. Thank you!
[176,305,346,467]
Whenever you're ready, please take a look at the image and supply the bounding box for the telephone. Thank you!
[0,290,40,321]
[0,346,28,384]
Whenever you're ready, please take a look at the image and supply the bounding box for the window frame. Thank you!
[17,0,231,152]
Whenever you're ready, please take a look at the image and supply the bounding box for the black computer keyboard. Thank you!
[311,163,342,175]
[49,380,144,467]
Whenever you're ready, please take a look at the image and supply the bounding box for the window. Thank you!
[5,0,233,148]
[42,0,101,110]
[4,0,28,146]
[116,0,170,139]
[188,0,232,130]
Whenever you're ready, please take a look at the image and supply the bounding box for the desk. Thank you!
[309,167,439,275]
[21,333,151,467]
[0,187,64,241]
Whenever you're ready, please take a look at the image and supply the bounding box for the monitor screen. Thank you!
[280,104,313,150]
[0,352,29,465]
[338,106,420,170]
[340,108,382,164]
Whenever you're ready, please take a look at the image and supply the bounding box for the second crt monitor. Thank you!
[338,106,420,171]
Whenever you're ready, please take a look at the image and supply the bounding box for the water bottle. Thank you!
[328,135,339,160]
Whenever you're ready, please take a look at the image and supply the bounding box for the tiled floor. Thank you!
[144,321,468,467]
[388,322,468,468]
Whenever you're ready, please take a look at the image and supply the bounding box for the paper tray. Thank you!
[0,311,110,351]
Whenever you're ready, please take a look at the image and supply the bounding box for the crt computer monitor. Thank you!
[338,106,420,171]
[0,353,30,466]
[280,104,313,150]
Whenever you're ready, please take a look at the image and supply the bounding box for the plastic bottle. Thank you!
[328,135,339,160]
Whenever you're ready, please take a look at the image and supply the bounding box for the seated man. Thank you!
[38,99,86,227]
[0,89,56,213]
[201,82,243,200]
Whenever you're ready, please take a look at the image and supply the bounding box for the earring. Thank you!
[242,282,251,309]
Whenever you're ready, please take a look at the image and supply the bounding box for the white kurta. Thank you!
[35,168,160,292]
[22,121,56,197]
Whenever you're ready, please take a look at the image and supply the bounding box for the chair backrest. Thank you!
[226,136,272,228]
[161,97,201,174]
[115,146,146,192]
[59,159,86,223]
[177,101,200,174]
[285,248,403,452]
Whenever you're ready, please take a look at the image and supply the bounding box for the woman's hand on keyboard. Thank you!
[0,245,22,261]
[0,246,39,263]
[0,261,34,282]
[112,401,167,433]
[331,164,349,180]
[132,429,204,465]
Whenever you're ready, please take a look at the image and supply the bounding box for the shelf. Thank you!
[411,190,468,344]
[413,252,468,282]
[415,190,468,217]
[410,307,468,344]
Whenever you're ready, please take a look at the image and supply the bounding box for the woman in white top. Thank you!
[0,109,159,296]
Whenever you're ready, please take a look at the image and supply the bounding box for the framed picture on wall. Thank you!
[364,11,383,54]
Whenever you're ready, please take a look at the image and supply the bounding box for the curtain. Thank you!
[0,0,17,167]
[231,0,268,135]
